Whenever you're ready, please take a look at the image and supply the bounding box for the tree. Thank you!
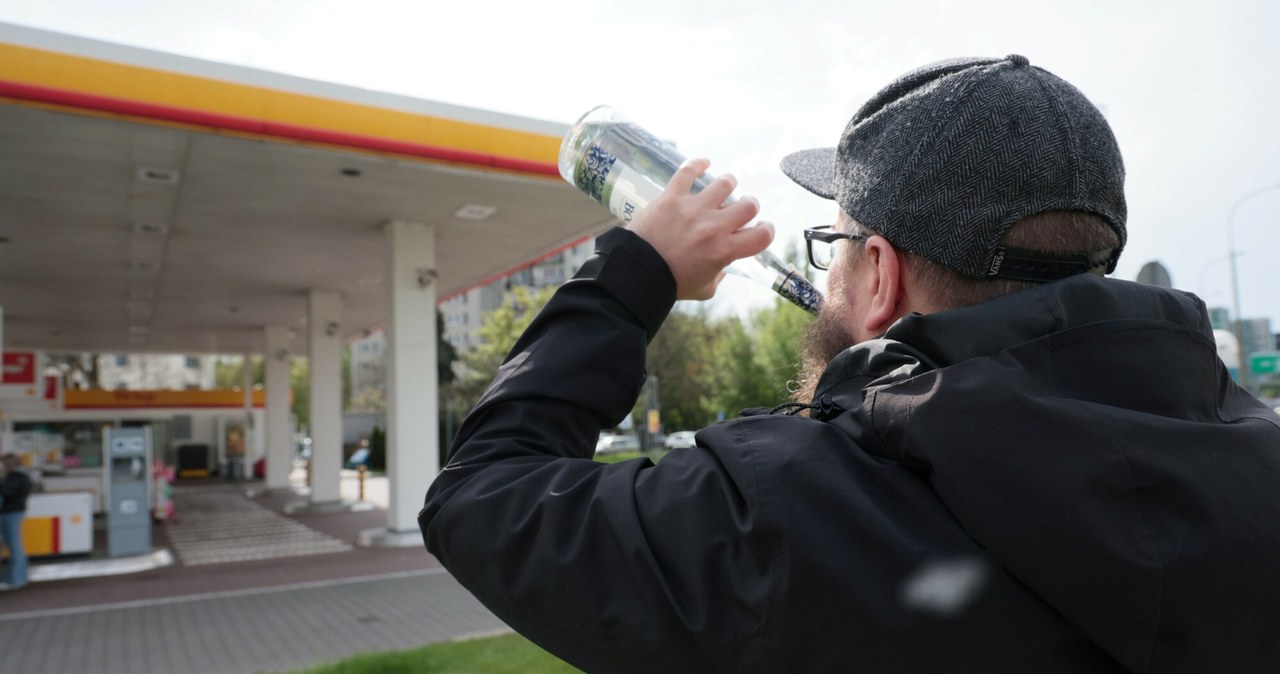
[291,357,310,434]
[705,314,774,419]
[347,386,385,414]
[447,285,557,417]
[368,425,386,471]
[214,356,263,388]
[641,304,719,431]
[342,346,352,411]
[438,244,813,446]
[748,297,811,402]
[704,292,813,420]
[734,238,815,408]
[437,309,457,387]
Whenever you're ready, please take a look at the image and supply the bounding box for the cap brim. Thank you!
[780,148,838,200]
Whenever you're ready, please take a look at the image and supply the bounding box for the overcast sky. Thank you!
[4,0,1279,325]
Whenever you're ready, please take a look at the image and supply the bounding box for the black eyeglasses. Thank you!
[804,226,869,271]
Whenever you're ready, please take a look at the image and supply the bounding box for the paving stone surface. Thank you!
[0,481,508,674]
[166,489,352,566]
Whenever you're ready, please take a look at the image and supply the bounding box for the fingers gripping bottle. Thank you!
[558,105,822,315]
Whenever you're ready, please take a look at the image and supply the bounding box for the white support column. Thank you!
[308,290,344,504]
[384,220,439,534]
[264,326,292,490]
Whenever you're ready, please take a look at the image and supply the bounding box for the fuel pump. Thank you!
[105,427,152,557]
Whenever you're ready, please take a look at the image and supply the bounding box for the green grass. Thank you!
[593,449,668,464]
[284,632,582,674]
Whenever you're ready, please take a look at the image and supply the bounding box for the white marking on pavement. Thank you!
[0,567,451,622]
[167,490,352,565]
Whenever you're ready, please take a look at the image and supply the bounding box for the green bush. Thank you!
[593,449,668,465]
[285,632,581,674]
[368,426,386,471]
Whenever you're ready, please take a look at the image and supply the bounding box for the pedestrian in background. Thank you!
[0,453,32,591]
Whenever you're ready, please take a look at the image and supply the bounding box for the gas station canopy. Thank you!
[0,22,613,356]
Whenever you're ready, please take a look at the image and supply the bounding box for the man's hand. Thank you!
[625,158,775,300]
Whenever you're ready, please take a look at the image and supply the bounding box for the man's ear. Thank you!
[861,235,908,335]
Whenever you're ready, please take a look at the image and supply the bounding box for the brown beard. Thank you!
[792,307,856,405]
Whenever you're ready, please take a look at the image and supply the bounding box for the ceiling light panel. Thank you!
[454,204,498,221]
[136,166,181,185]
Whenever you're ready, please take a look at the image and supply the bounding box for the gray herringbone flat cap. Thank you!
[782,54,1127,280]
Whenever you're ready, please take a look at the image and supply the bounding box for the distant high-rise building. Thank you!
[96,354,217,390]
[349,331,387,400]
[440,239,595,354]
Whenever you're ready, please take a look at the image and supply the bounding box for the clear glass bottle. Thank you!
[558,105,822,314]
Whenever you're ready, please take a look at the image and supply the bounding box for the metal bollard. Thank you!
[358,464,366,502]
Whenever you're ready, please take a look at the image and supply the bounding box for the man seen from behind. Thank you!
[419,54,1280,672]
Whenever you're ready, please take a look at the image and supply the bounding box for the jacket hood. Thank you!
[815,273,1280,671]
[814,274,1212,397]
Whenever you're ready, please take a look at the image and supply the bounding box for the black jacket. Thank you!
[420,228,1280,673]
[1,468,32,514]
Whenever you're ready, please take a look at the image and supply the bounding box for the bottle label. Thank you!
[576,144,617,204]
[569,117,678,224]
[775,272,823,314]
[605,163,664,223]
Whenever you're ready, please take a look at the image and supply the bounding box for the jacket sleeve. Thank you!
[418,228,771,672]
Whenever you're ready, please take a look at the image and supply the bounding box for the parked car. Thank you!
[664,431,698,450]
[595,434,640,454]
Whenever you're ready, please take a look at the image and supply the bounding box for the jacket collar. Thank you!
[813,274,1211,403]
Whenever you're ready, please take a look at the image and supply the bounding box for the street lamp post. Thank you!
[1228,182,1280,392]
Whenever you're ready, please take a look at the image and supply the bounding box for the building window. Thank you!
[185,356,200,369]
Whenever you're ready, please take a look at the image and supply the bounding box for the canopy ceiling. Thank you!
[0,22,613,356]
